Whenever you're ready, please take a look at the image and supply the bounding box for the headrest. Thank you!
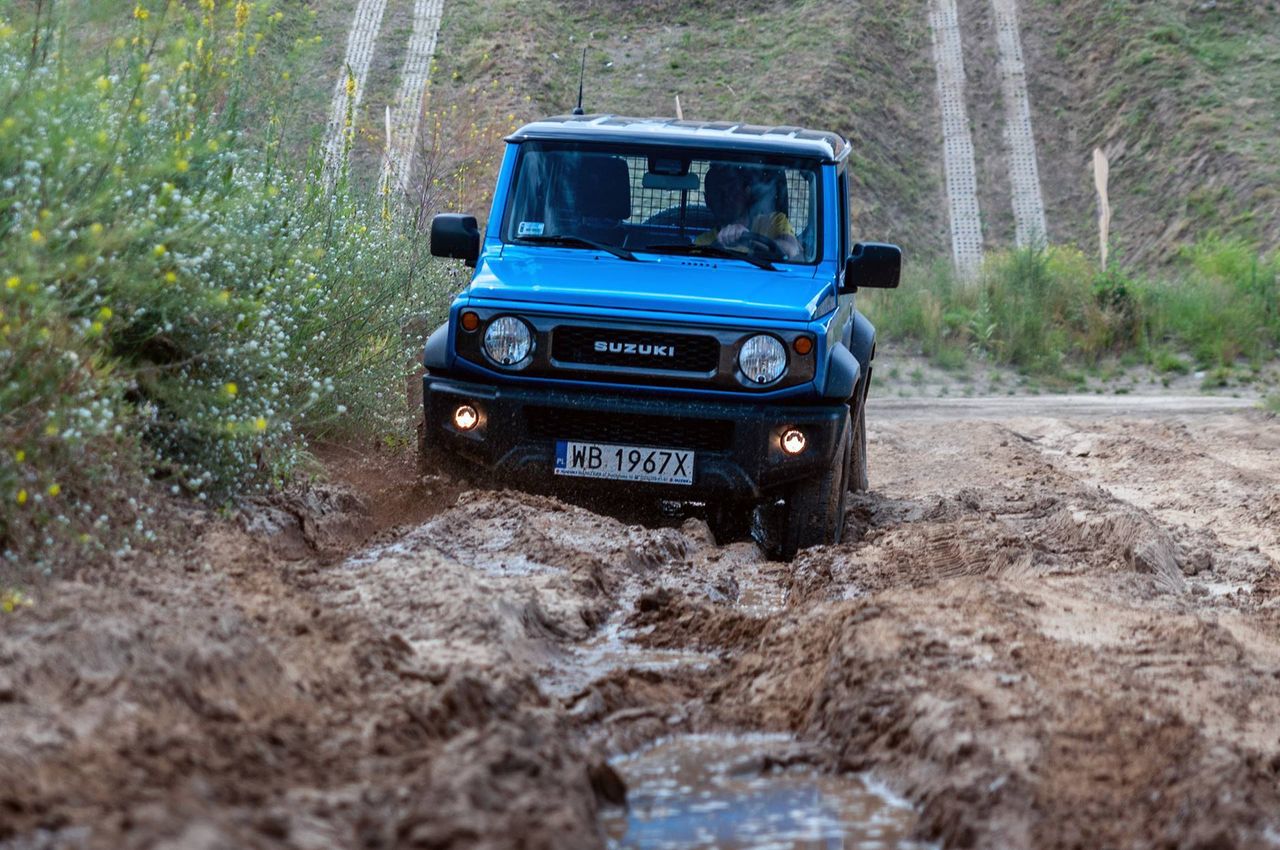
[571,155,631,220]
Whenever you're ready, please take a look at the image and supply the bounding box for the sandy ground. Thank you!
[2,398,1279,849]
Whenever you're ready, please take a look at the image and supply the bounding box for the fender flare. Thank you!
[822,343,861,400]
[423,322,450,371]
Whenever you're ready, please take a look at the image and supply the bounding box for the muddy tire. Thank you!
[775,414,851,561]
[849,399,869,493]
[415,418,437,475]
[708,499,755,544]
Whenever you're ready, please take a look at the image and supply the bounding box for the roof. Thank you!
[506,114,849,162]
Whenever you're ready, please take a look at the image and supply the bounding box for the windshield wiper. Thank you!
[642,243,777,271]
[515,234,642,262]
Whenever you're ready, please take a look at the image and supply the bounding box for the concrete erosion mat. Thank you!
[2,405,1280,848]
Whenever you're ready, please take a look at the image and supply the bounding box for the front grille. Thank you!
[551,326,719,373]
[525,406,733,452]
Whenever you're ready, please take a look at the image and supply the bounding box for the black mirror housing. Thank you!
[842,242,902,292]
[430,214,481,267]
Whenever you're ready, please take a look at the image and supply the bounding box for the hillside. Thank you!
[400,0,1279,268]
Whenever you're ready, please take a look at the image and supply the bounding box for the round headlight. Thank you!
[738,334,787,384]
[483,316,533,367]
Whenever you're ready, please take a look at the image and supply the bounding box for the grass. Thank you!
[860,240,1280,378]
[0,3,452,574]
[1047,0,1280,264]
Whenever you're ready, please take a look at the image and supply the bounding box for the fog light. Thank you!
[453,404,479,431]
[781,428,806,455]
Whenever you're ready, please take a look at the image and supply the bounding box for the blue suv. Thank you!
[424,115,900,560]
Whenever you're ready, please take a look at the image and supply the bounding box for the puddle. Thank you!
[601,734,934,850]
[1195,579,1253,598]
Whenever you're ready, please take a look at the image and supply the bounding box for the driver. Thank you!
[696,163,801,260]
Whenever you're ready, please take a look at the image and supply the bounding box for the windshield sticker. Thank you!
[517,221,545,237]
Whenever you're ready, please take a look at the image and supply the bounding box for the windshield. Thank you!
[501,141,821,264]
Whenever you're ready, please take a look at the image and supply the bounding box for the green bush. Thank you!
[0,4,450,571]
[861,241,1279,376]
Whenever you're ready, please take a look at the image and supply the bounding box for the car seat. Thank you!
[567,154,631,243]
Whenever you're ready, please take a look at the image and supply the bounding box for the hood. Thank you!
[465,246,832,323]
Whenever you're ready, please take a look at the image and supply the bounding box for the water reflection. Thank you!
[602,734,933,850]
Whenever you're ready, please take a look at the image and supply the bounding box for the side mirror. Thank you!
[841,242,902,292]
[430,213,480,267]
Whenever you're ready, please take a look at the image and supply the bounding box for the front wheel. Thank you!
[708,499,756,544]
[775,415,851,561]
[848,399,869,493]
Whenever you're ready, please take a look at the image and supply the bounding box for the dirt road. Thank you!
[2,399,1278,848]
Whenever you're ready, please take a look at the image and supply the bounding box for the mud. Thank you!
[2,404,1279,848]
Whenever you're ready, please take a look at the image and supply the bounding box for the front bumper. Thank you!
[423,374,848,500]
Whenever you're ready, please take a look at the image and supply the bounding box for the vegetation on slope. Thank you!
[1025,0,1280,266]
[0,2,449,572]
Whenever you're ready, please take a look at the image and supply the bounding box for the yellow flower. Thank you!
[345,73,356,97]
[164,271,177,283]
[5,276,18,290]
[47,483,61,497]
[253,416,268,432]
[96,130,110,145]
[15,489,27,505]
[90,320,105,334]
[153,244,167,257]
[217,290,231,304]
[2,589,31,614]
[98,306,113,320]
[14,450,24,463]
[133,4,149,20]
[30,229,44,244]
[95,75,112,93]
[139,62,151,75]
[44,424,57,437]
[175,159,189,172]
[224,382,238,397]
[235,1,250,30]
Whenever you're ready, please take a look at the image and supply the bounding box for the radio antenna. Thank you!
[572,47,587,115]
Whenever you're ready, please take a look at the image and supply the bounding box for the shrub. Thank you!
[0,4,451,572]
[861,240,1279,376]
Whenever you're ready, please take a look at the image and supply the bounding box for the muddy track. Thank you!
[2,404,1279,848]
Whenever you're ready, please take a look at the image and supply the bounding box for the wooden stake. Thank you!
[1093,147,1111,270]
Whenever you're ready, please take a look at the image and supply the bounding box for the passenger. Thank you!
[697,163,801,260]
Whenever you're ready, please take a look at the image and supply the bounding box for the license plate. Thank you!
[554,440,694,485]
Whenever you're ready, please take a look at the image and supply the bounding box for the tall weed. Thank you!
[0,4,450,571]
[861,240,1279,374]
